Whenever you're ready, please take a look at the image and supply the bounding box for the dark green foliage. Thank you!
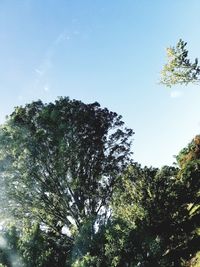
[0,97,200,266]
[0,223,70,267]
[0,97,133,265]
[107,158,200,266]
[104,164,168,266]
[18,223,71,267]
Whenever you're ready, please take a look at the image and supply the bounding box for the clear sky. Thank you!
[0,0,200,167]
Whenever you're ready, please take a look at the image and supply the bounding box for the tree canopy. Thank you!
[0,97,200,266]
[160,39,200,87]
[0,97,133,265]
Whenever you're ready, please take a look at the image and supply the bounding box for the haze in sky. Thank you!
[0,0,200,167]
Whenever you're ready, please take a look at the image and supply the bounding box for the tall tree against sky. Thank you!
[0,97,133,264]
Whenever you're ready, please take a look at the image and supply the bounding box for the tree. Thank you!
[0,97,133,264]
[106,156,200,266]
[160,39,200,87]
[105,164,170,267]
[18,222,70,267]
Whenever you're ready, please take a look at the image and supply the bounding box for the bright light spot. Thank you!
[61,225,71,236]
[0,236,7,249]
[170,90,182,98]
[44,85,49,92]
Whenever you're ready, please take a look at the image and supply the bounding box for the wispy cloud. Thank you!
[54,31,70,45]
[34,49,53,78]
[34,28,79,80]
[170,90,183,98]
[34,68,44,77]
[33,30,70,92]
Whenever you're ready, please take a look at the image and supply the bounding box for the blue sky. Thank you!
[0,0,200,167]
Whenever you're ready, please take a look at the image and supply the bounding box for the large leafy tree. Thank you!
[107,154,200,266]
[0,97,133,263]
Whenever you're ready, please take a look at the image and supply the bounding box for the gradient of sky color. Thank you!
[0,0,200,167]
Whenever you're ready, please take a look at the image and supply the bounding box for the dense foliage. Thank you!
[0,97,199,266]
